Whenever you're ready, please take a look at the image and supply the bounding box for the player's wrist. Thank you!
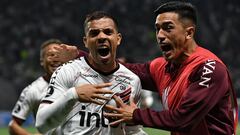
[66,87,78,100]
[132,108,140,124]
[73,47,79,59]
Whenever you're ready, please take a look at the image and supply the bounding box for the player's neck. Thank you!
[85,56,119,74]
[43,74,51,82]
[172,41,197,65]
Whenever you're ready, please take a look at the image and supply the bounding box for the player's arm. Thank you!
[9,88,42,135]
[9,117,30,135]
[9,117,42,135]
[51,44,87,62]
[36,65,113,133]
[36,84,113,133]
[106,61,232,132]
[133,61,231,131]
[36,87,78,134]
[35,65,79,133]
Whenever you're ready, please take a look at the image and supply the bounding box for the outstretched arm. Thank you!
[105,61,233,132]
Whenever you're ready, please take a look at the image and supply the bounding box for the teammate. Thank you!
[35,11,146,135]
[8,39,81,135]
[103,1,238,135]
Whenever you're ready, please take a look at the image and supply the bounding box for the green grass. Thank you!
[0,126,38,135]
[0,125,239,135]
[0,126,169,135]
[144,128,170,135]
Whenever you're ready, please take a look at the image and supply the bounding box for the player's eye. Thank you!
[162,23,174,32]
[103,28,114,35]
[89,30,100,37]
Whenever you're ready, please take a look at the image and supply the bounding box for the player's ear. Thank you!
[116,33,122,46]
[185,26,195,40]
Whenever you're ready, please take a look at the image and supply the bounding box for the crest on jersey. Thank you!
[116,87,132,104]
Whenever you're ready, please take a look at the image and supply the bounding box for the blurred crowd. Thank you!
[0,0,239,110]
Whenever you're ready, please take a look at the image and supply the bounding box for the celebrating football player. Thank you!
[35,11,147,135]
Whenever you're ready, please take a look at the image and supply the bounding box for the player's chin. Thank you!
[49,66,58,73]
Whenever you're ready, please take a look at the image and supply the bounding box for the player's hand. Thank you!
[51,43,79,62]
[75,83,113,105]
[104,95,138,126]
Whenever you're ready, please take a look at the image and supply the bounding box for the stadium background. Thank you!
[0,0,239,134]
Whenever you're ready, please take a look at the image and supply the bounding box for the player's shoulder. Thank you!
[57,57,85,70]
[60,57,84,69]
[53,57,86,75]
[118,63,141,80]
[151,57,166,65]
[189,59,228,83]
[119,63,135,74]
[22,77,48,92]
[19,76,47,100]
[50,57,88,85]
[195,59,227,73]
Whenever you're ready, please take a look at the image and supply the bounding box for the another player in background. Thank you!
[35,11,146,135]
[104,1,238,135]
[8,39,81,135]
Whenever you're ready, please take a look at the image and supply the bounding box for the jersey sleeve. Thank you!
[41,63,75,102]
[11,86,33,120]
[36,63,79,133]
[132,61,231,132]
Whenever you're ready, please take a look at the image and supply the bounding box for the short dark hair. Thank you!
[154,1,197,25]
[83,11,119,34]
[40,39,62,60]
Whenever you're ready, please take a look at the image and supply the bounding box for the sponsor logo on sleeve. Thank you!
[199,60,216,88]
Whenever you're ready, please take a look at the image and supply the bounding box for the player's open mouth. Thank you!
[97,46,110,57]
[160,44,172,52]
[50,64,60,70]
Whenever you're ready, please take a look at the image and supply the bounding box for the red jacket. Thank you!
[125,46,238,135]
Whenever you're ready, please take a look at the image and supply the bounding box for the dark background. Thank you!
[0,0,239,110]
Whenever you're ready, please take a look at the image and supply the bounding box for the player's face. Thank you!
[41,44,63,76]
[155,12,189,63]
[83,17,122,71]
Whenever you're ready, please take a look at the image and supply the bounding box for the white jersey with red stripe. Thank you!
[41,56,145,135]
